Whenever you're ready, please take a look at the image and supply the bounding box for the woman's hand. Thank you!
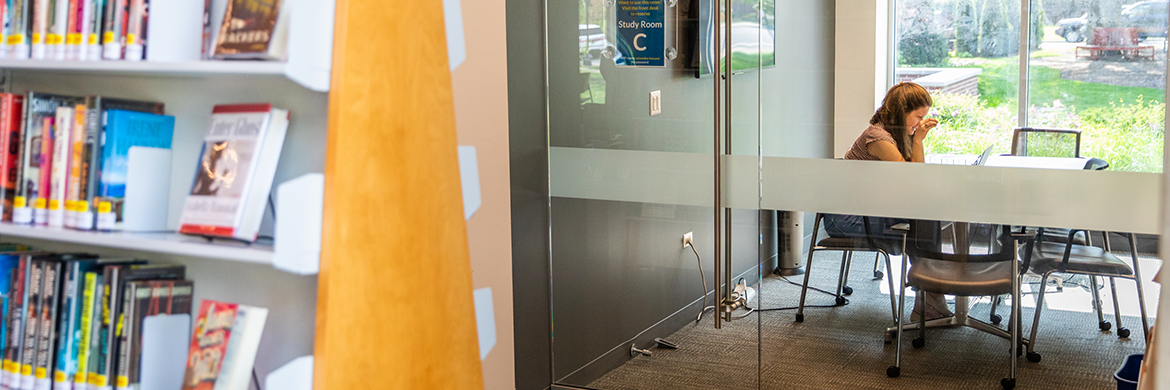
[913,118,939,142]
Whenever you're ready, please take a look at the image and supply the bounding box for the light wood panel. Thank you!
[315,0,484,387]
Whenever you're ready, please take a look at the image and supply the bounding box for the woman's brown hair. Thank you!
[870,82,933,161]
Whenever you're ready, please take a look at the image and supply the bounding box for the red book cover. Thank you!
[0,94,24,221]
[181,300,237,390]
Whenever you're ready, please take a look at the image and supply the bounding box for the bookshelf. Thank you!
[0,224,275,264]
[0,60,329,92]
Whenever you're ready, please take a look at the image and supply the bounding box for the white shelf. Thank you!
[0,60,330,92]
[0,223,274,265]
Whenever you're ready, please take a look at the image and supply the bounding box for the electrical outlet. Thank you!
[682,231,693,248]
[650,90,662,116]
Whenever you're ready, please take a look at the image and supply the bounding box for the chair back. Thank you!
[905,220,1016,264]
[1011,127,1082,158]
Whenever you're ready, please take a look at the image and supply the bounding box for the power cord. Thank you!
[252,368,263,390]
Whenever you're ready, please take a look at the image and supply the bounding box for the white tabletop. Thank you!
[983,155,1089,170]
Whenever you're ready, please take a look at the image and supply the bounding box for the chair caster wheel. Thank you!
[842,286,853,295]
[886,366,900,378]
[912,338,925,349]
[1099,321,1112,331]
[795,313,804,323]
[835,296,846,306]
[990,314,1002,325]
[1001,378,1015,390]
[1026,352,1042,363]
[873,271,883,279]
[1119,328,1131,338]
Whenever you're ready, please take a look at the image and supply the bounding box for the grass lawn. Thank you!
[971,56,1165,110]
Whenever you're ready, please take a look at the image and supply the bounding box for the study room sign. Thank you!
[616,0,665,67]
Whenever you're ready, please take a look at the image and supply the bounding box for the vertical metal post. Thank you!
[1017,0,1030,127]
[711,0,722,330]
[721,0,733,322]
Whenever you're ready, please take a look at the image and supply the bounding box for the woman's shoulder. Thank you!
[859,123,896,144]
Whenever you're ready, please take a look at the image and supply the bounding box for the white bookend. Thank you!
[139,315,190,390]
[264,356,312,390]
[273,173,322,275]
[145,0,203,62]
[285,0,334,92]
[122,147,172,232]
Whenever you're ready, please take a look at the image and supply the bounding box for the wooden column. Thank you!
[315,0,485,387]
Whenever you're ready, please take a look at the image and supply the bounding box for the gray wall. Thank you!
[509,0,836,388]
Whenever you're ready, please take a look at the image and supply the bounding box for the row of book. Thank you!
[0,91,290,242]
[0,246,268,390]
[0,0,288,61]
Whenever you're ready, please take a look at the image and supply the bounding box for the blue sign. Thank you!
[615,0,665,67]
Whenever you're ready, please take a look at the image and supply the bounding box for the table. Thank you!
[885,155,1093,342]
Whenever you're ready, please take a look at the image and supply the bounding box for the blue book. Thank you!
[0,254,18,358]
[98,110,174,199]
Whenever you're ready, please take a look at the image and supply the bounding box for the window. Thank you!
[896,0,1166,172]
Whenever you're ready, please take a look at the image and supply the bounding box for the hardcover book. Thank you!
[48,107,73,228]
[18,260,42,390]
[0,95,25,222]
[211,0,288,60]
[97,110,174,227]
[211,304,265,390]
[180,301,236,390]
[16,93,85,225]
[2,255,30,389]
[178,104,288,241]
[33,260,61,390]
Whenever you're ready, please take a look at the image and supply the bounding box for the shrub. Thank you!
[899,32,950,66]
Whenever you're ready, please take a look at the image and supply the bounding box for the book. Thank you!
[114,280,192,390]
[47,0,68,59]
[65,106,85,229]
[0,94,24,222]
[212,0,288,60]
[8,0,29,59]
[67,272,97,390]
[121,0,142,61]
[53,258,132,390]
[48,107,72,228]
[29,0,47,59]
[78,97,164,231]
[18,260,42,390]
[85,0,102,60]
[179,104,289,241]
[64,0,89,60]
[201,0,227,60]
[87,263,182,390]
[99,0,123,59]
[1,255,29,390]
[32,260,61,390]
[180,301,236,390]
[34,116,51,226]
[97,110,173,228]
[210,304,264,390]
[16,93,84,225]
[0,252,24,389]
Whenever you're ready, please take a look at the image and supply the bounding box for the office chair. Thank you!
[886,221,1031,390]
[1011,127,1081,158]
[1023,229,1150,363]
[795,213,898,324]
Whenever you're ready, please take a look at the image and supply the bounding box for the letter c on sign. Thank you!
[634,33,647,51]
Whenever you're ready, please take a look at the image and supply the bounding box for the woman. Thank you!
[824,82,949,319]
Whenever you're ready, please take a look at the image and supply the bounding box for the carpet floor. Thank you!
[588,250,1160,390]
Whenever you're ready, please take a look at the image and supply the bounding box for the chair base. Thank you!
[884,313,1031,347]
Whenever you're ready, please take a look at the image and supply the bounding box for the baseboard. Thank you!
[555,266,764,386]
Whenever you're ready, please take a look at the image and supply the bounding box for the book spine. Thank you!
[28,0,45,59]
[33,262,59,390]
[109,283,131,390]
[65,106,84,229]
[98,0,118,60]
[47,0,67,59]
[62,0,78,60]
[8,0,28,58]
[0,0,8,59]
[80,98,99,222]
[0,94,12,222]
[47,108,71,228]
[32,116,51,226]
[83,0,98,60]
[2,258,25,389]
[69,273,94,390]
[119,0,137,61]
[87,266,115,390]
[51,263,78,389]
[11,95,29,224]
[18,260,41,390]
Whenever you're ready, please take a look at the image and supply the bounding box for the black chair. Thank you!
[886,221,1031,390]
[1023,229,1150,363]
[795,213,898,324]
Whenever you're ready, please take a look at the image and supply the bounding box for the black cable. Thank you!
[746,275,850,312]
[252,369,263,390]
[268,194,277,223]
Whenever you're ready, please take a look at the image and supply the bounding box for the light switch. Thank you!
[650,90,662,116]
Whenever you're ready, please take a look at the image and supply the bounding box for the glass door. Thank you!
[545,0,766,386]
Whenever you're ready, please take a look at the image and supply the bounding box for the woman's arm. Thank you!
[910,118,939,163]
[867,141,908,162]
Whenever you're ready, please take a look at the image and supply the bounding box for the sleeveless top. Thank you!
[845,123,901,161]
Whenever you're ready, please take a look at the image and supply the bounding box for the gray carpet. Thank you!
[588,250,1157,389]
